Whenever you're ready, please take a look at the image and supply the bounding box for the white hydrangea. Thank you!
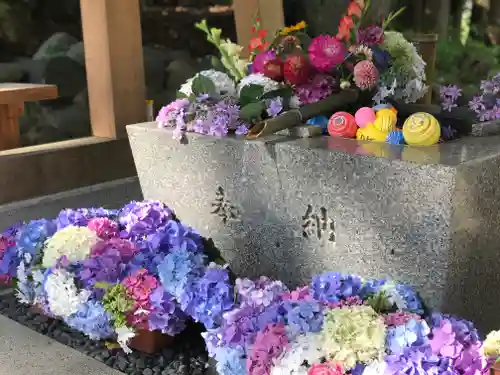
[271,332,325,375]
[42,226,99,268]
[237,73,282,96]
[116,326,136,354]
[381,283,407,310]
[45,268,90,318]
[179,69,236,97]
[362,360,388,375]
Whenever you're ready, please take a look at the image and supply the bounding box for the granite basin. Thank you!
[127,122,500,332]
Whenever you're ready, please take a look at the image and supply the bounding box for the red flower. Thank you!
[347,1,362,18]
[337,16,354,40]
[249,29,270,52]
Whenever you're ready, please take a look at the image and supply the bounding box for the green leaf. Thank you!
[260,87,293,101]
[94,281,112,290]
[176,91,188,99]
[191,75,217,97]
[210,55,227,73]
[239,102,266,123]
[239,84,264,107]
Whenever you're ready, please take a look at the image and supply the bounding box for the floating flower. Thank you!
[213,346,247,375]
[42,226,100,268]
[353,60,379,90]
[90,238,137,260]
[267,97,283,117]
[321,305,386,369]
[278,300,324,339]
[148,285,186,335]
[55,207,117,229]
[308,35,346,72]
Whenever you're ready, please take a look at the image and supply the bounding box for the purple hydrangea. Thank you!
[386,318,430,353]
[148,286,187,335]
[310,272,363,304]
[266,97,283,117]
[384,346,456,375]
[55,207,118,229]
[236,277,288,308]
[78,249,129,289]
[430,313,480,348]
[15,219,56,263]
[118,200,174,240]
[278,299,323,338]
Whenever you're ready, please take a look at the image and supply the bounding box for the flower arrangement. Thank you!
[156,1,428,141]
[0,201,233,353]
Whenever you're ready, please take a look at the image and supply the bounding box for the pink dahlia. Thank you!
[252,50,277,74]
[353,60,379,90]
[308,35,347,73]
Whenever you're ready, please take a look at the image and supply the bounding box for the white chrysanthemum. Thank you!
[116,326,136,354]
[42,226,99,268]
[271,332,325,375]
[484,330,500,357]
[179,69,236,97]
[237,73,281,96]
[45,269,90,318]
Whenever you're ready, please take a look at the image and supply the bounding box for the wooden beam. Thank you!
[233,0,285,56]
[0,138,137,204]
[80,0,146,139]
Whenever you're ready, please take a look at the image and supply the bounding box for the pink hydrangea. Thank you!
[281,286,313,301]
[308,363,344,375]
[353,60,379,90]
[247,323,289,375]
[90,238,137,261]
[88,217,119,240]
[156,99,190,127]
[327,296,364,309]
[123,269,159,329]
[308,35,346,73]
[252,50,278,74]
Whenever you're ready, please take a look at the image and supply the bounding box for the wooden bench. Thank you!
[0,83,58,151]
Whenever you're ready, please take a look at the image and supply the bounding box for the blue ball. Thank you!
[306,116,329,134]
[386,130,405,145]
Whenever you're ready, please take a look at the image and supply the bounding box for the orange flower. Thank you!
[337,15,354,40]
[249,29,269,51]
[347,1,362,17]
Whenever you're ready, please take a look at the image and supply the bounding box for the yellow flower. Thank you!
[280,21,307,35]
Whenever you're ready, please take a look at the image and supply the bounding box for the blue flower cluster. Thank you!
[311,272,363,303]
[278,300,324,338]
[64,300,115,340]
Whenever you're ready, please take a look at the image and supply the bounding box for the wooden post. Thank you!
[80,0,146,139]
[233,0,285,56]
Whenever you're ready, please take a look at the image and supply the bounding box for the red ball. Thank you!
[283,53,310,85]
[263,58,284,81]
[328,112,358,138]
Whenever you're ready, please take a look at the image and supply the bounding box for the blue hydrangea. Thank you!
[386,318,430,353]
[16,219,56,263]
[185,266,234,329]
[310,272,363,303]
[118,200,173,240]
[157,245,206,300]
[213,346,246,375]
[0,244,19,277]
[278,300,324,339]
[394,283,424,315]
[65,300,115,340]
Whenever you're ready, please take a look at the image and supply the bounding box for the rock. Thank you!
[143,369,153,375]
[117,357,128,372]
[16,58,46,84]
[33,32,78,60]
[66,42,85,65]
[39,98,91,138]
[41,56,87,101]
[0,63,23,82]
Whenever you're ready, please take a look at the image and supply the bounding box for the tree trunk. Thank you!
[423,0,451,40]
[487,0,500,43]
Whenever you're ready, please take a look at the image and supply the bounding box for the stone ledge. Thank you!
[0,315,123,375]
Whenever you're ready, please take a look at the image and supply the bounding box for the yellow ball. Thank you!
[374,109,397,132]
[356,123,388,143]
[402,112,441,146]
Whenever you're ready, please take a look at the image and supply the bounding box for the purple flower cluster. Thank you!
[440,85,462,112]
[119,200,173,240]
[469,73,500,122]
[278,299,324,338]
[294,73,338,104]
[148,286,187,335]
[55,207,118,229]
